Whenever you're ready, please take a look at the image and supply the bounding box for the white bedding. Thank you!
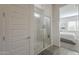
[60,32,77,43]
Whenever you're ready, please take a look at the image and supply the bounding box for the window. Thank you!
[68,21,77,31]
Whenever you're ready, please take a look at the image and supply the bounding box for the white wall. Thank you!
[51,5,60,47]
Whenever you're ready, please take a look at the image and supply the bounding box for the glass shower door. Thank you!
[34,10,44,54]
[43,16,51,48]
[34,7,51,54]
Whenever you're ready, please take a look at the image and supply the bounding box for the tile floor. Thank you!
[61,40,79,53]
[39,45,79,55]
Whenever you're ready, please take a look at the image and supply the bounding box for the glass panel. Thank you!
[43,16,51,48]
[34,9,44,54]
[34,8,51,53]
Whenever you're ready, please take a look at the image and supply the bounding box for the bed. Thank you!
[60,32,76,45]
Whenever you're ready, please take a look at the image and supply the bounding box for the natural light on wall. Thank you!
[34,12,40,18]
[60,13,78,18]
[60,4,78,18]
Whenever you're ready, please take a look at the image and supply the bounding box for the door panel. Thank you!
[5,5,30,55]
[0,6,3,54]
[0,5,9,54]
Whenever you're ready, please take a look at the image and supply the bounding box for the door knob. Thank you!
[27,36,31,39]
[2,12,6,17]
[3,36,5,40]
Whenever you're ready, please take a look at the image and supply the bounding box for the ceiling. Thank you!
[60,4,78,18]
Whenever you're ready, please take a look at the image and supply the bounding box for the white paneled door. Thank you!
[0,5,9,54]
[0,5,4,54]
[0,5,31,55]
